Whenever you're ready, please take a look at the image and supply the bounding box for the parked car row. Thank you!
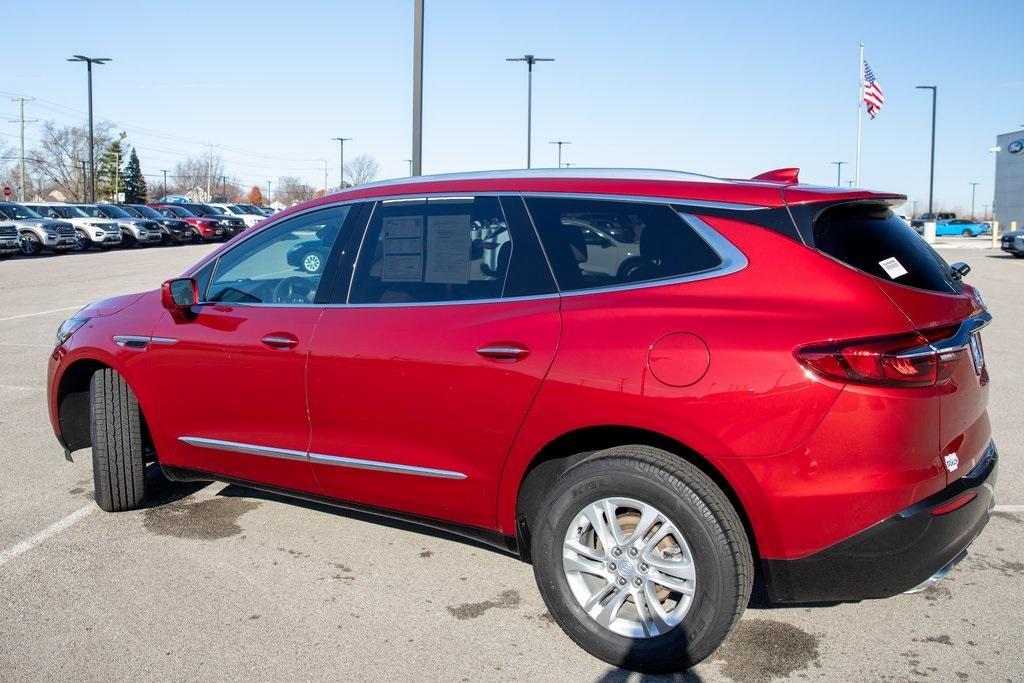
[910,218,992,237]
[0,200,267,258]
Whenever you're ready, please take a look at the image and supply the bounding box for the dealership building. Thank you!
[994,129,1024,228]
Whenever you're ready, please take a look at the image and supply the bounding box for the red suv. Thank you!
[48,169,995,672]
[148,203,224,241]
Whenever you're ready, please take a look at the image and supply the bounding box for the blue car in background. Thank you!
[935,219,990,237]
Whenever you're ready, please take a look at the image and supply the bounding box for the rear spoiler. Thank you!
[752,168,800,184]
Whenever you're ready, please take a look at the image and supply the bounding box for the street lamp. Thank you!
[67,55,110,202]
[331,137,352,189]
[506,54,554,169]
[969,182,979,220]
[831,161,847,187]
[549,140,571,168]
[915,85,937,217]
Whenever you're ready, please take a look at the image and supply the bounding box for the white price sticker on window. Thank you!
[878,257,908,279]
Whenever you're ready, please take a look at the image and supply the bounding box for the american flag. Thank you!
[863,60,885,119]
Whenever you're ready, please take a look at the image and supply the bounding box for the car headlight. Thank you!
[56,317,89,347]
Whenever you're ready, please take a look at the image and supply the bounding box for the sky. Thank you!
[3,0,1021,213]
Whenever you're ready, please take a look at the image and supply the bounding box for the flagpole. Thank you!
[855,42,864,186]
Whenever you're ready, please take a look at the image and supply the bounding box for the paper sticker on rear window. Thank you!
[878,256,908,279]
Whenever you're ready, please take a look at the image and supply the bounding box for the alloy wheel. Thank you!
[562,496,696,639]
[303,253,322,273]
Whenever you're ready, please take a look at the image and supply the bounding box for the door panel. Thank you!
[306,299,559,528]
[149,305,322,492]
[306,195,560,529]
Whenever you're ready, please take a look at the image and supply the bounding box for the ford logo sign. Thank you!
[1009,139,1024,155]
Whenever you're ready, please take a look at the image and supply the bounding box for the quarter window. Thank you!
[525,198,722,292]
[205,205,350,305]
[349,196,528,304]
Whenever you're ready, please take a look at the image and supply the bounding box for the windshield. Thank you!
[162,205,195,218]
[238,204,264,215]
[129,205,163,219]
[1,202,42,219]
[186,204,219,217]
[120,206,144,218]
[41,205,88,219]
[96,204,132,219]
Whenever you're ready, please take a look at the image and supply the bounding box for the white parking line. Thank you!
[0,306,84,323]
[993,505,1024,513]
[0,504,96,568]
[0,385,44,392]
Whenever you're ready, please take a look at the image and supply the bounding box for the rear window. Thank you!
[813,203,961,294]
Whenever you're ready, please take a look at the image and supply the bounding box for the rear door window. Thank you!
[813,203,961,294]
[525,197,722,292]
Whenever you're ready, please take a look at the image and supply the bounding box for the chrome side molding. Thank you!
[113,335,178,349]
[177,436,467,480]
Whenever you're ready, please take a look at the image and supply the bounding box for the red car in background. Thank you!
[148,203,224,241]
[49,168,995,672]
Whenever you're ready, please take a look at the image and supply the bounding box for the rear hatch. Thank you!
[803,200,990,484]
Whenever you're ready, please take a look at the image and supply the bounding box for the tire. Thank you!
[962,229,972,238]
[122,231,136,248]
[531,445,752,673]
[89,368,146,512]
[72,229,90,252]
[19,232,41,256]
[301,250,324,274]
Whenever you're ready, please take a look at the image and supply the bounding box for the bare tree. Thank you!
[275,176,316,205]
[171,153,225,199]
[344,154,380,186]
[28,120,114,201]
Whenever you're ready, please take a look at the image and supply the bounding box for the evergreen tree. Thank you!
[123,148,147,204]
[96,131,127,200]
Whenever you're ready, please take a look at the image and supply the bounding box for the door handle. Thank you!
[261,334,299,349]
[476,344,530,360]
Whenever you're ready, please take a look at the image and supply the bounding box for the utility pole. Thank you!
[506,54,554,168]
[79,160,87,202]
[114,147,120,202]
[969,182,979,220]
[205,144,217,201]
[160,169,169,199]
[221,175,227,201]
[915,85,937,217]
[549,140,571,168]
[323,160,329,193]
[831,161,847,187]
[331,137,352,189]
[8,97,37,201]
[266,180,272,204]
[412,0,424,176]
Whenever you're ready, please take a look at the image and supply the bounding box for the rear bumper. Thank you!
[762,440,997,603]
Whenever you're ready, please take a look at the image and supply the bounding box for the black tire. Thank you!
[89,368,146,512]
[72,229,90,252]
[122,231,136,248]
[531,445,752,673]
[19,232,41,256]
[962,229,972,238]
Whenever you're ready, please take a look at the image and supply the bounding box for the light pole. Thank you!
[266,180,272,204]
[412,0,424,176]
[506,54,554,168]
[831,161,847,187]
[549,140,571,168]
[160,170,169,199]
[969,182,979,220]
[331,137,352,189]
[404,159,413,176]
[915,85,937,217]
[67,55,110,203]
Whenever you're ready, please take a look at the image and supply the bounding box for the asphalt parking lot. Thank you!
[1,241,1021,682]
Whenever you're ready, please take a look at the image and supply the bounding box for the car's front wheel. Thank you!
[19,232,42,256]
[962,229,973,237]
[72,229,90,252]
[89,368,147,512]
[301,251,324,274]
[531,445,752,673]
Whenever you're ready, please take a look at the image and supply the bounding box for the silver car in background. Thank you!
[0,201,77,256]
[74,204,162,247]
[23,202,122,252]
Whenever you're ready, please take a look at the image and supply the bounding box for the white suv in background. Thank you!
[23,202,122,252]
[209,204,264,228]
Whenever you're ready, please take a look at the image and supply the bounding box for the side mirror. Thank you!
[950,262,971,280]
[161,277,199,316]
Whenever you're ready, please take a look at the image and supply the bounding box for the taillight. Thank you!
[796,324,961,387]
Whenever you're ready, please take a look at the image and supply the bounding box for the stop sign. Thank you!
[2,186,10,198]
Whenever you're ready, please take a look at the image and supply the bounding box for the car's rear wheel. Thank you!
[531,445,752,673]
[962,229,973,237]
[122,232,136,248]
[301,251,323,274]
[19,232,41,256]
[89,368,146,512]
